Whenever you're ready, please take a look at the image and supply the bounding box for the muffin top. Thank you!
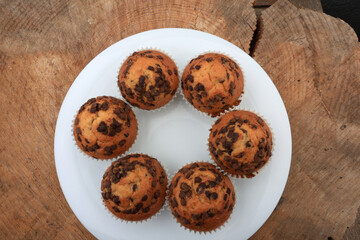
[73,96,137,159]
[118,50,179,110]
[209,111,272,178]
[101,154,167,221]
[182,53,244,117]
[168,162,235,232]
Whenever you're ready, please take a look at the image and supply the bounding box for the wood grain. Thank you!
[252,0,360,239]
[1,0,360,239]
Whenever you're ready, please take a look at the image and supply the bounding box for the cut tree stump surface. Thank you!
[0,0,359,239]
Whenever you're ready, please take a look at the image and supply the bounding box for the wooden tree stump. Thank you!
[0,0,359,239]
[252,0,360,239]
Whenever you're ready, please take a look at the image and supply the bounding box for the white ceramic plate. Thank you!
[54,28,292,240]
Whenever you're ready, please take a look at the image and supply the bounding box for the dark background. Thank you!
[321,0,360,38]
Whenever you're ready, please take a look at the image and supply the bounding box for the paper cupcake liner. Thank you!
[179,50,247,118]
[116,47,181,113]
[101,152,170,223]
[71,97,140,162]
[168,161,235,234]
[207,108,275,178]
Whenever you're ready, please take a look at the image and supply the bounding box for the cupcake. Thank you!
[182,53,244,117]
[73,96,137,159]
[118,50,179,110]
[208,110,272,178]
[101,154,168,221]
[168,162,235,232]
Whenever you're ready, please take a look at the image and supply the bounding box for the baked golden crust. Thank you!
[73,96,137,159]
[182,53,244,117]
[168,162,235,232]
[101,154,167,221]
[118,50,179,110]
[209,110,272,178]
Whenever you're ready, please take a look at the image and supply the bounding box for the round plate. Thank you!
[54,28,292,240]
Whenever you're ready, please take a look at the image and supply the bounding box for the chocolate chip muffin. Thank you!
[168,162,235,232]
[101,154,168,221]
[73,96,137,159]
[209,110,272,178]
[118,50,179,110]
[182,53,244,117]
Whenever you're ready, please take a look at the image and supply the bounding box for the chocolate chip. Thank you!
[132,184,137,192]
[113,206,120,212]
[181,217,190,225]
[210,130,217,139]
[215,118,222,124]
[147,55,154,58]
[74,118,79,125]
[235,152,245,158]
[194,83,205,92]
[148,66,154,71]
[100,102,109,111]
[171,198,178,208]
[155,68,162,74]
[87,143,100,152]
[154,190,160,199]
[199,167,206,171]
[118,139,126,147]
[151,180,156,187]
[195,65,201,70]
[180,198,186,206]
[211,192,218,200]
[194,177,201,183]
[224,202,229,210]
[185,170,194,179]
[89,103,99,113]
[197,183,206,194]
[191,213,200,221]
[223,140,232,151]
[205,191,211,199]
[207,209,215,218]
[75,127,81,134]
[179,191,186,199]
[236,71,240,78]
[195,222,203,226]
[227,188,231,194]
[110,118,122,133]
[141,195,148,201]
[246,141,251,148]
[223,194,228,201]
[173,210,180,218]
[173,176,180,188]
[124,133,129,138]
[180,182,190,191]
[230,133,239,142]
[157,55,163,59]
[186,74,194,83]
[142,207,150,213]
[205,57,213,62]
[208,181,216,188]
